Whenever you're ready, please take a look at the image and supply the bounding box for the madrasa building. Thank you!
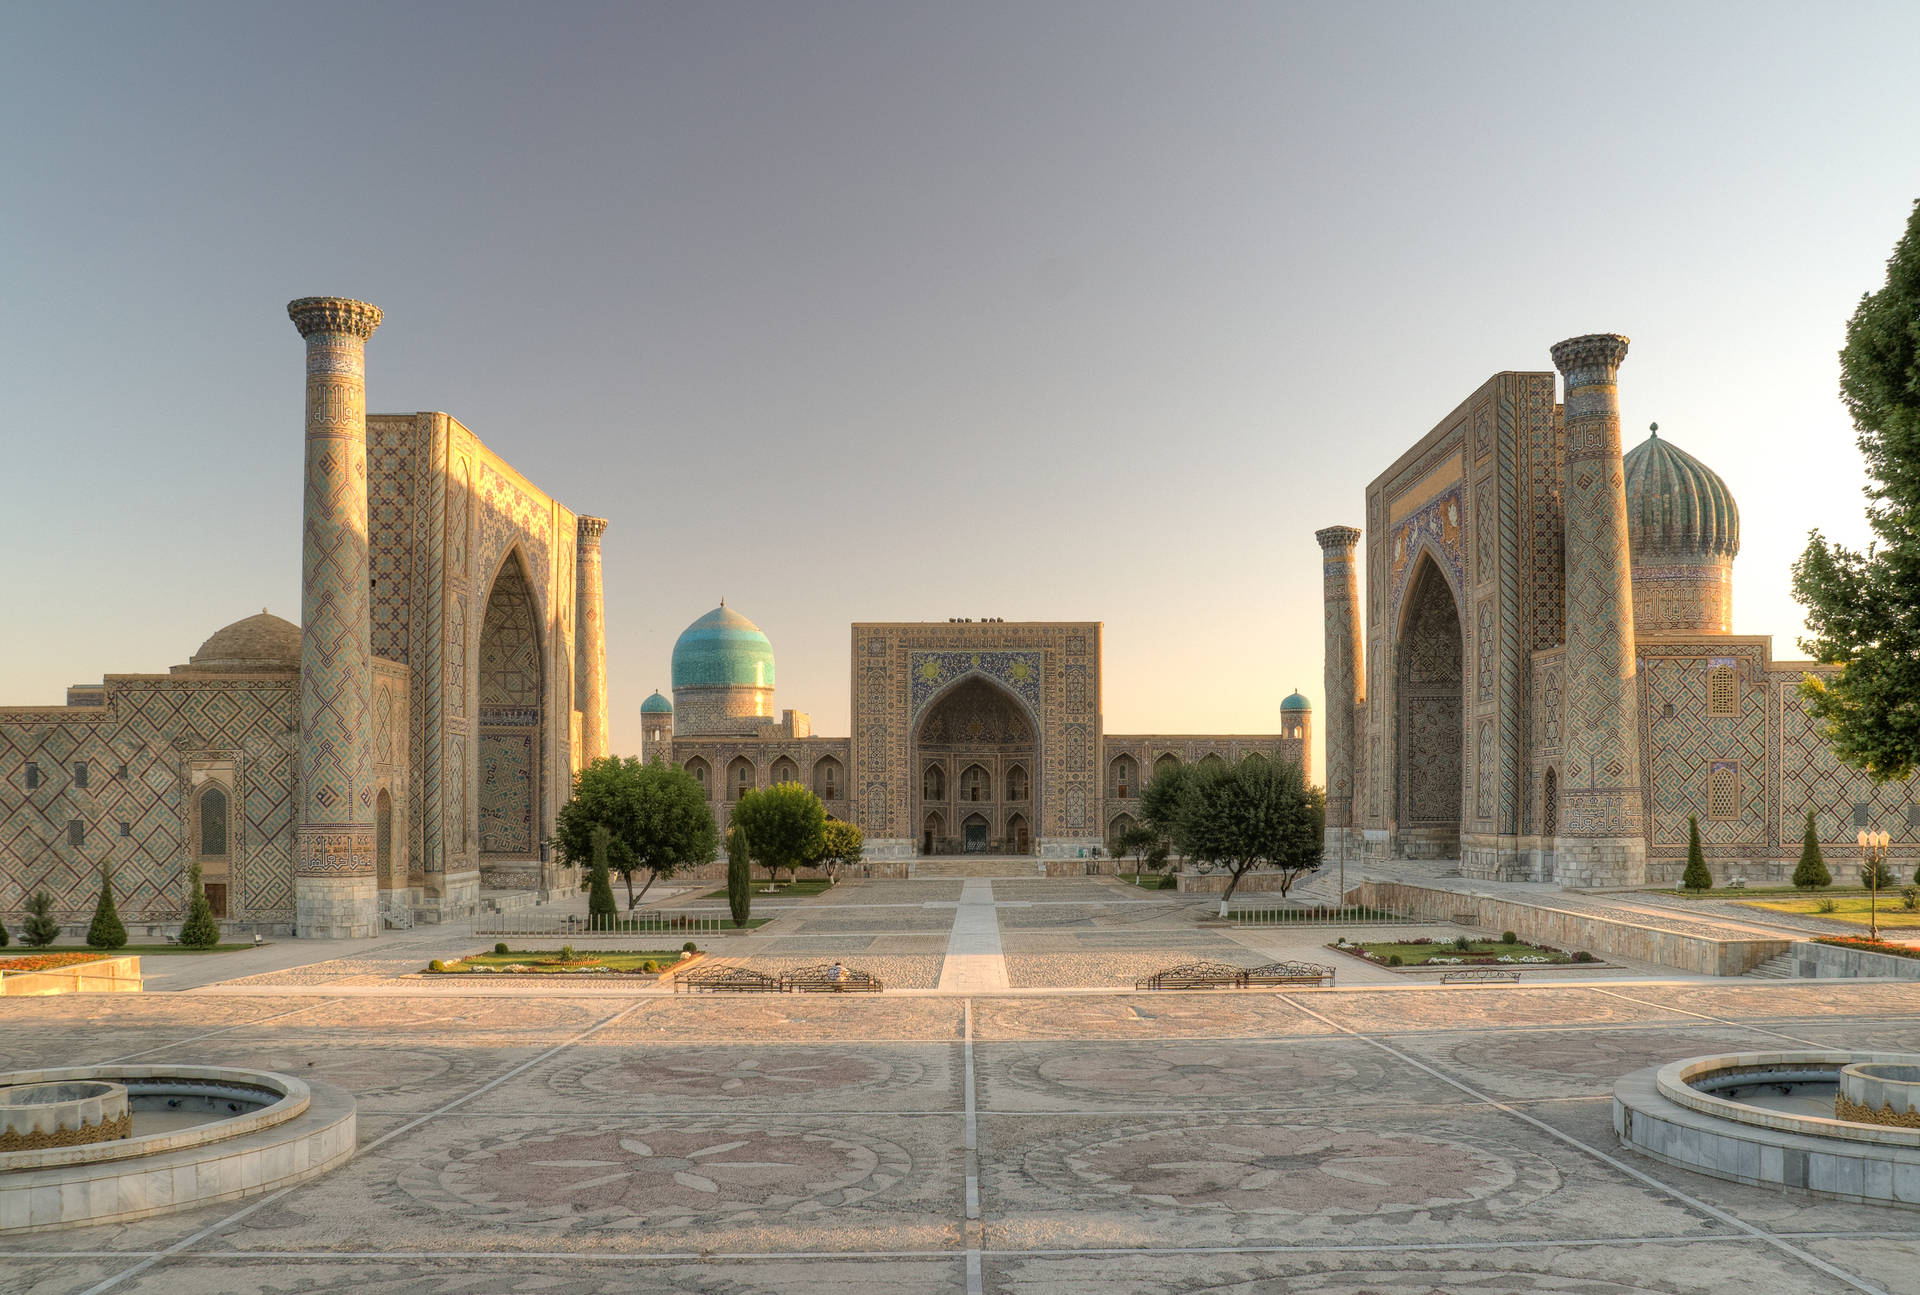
[639,610,1310,860]
[0,298,610,938]
[1317,332,1918,887]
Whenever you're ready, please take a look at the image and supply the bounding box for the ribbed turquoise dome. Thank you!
[1280,691,1312,713]
[640,690,673,714]
[1623,428,1740,560]
[671,605,775,690]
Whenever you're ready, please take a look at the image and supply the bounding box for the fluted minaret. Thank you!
[288,296,383,938]
[1550,333,1646,886]
[575,516,610,762]
[1315,526,1364,856]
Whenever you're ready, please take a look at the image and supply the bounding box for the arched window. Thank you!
[923,763,946,801]
[1708,761,1740,820]
[961,764,990,803]
[195,784,230,861]
[1153,753,1182,781]
[1708,664,1739,717]
[923,810,944,855]
[771,756,799,785]
[1108,812,1138,848]
[813,756,843,801]
[728,756,756,800]
[684,757,711,796]
[1109,754,1137,799]
[375,789,394,888]
[1006,764,1029,802]
[1541,768,1557,838]
[1008,812,1030,854]
[1199,753,1226,771]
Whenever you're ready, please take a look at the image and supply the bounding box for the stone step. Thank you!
[1745,952,1798,979]
[910,856,1045,879]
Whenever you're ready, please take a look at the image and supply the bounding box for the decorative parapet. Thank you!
[286,297,383,340]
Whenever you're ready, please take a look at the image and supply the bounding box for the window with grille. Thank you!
[198,785,229,858]
[1707,665,1739,717]
[68,818,85,847]
[1855,802,1872,828]
[1707,763,1739,820]
[119,821,131,838]
[73,761,89,789]
[24,762,39,790]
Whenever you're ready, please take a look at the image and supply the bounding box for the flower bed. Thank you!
[1814,936,1920,962]
[1327,936,1599,969]
[424,948,707,977]
[0,953,113,975]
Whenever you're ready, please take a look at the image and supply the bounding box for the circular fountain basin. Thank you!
[0,1065,355,1233]
[1838,1062,1920,1127]
[1614,1052,1920,1206]
[0,1081,130,1151]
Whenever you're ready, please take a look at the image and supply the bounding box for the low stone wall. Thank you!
[1351,882,1788,976]
[1177,872,1312,895]
[0,956,143,998]
[1782,941,1920,981]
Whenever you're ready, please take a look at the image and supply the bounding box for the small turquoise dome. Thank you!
[640,690,673,714]
[1281,691,1311,713]
[671,604,775,691]
[1623,427,1739,560]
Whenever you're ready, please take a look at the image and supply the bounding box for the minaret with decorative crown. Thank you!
[1315,525,1364,857]
[1550,333,1646,885]
[287,296,383,938]
[575,516,611,762]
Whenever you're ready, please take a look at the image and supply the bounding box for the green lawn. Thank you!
[36,943,262,955]
[703,879,837,899]
[1742,896,1920,928]
[430,948,694,974]
[1656,885,1890,898]
[1118,872,1177,890]
[1333,937,1592,967]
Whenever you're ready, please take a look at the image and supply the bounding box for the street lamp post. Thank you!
[1857,828,1892,942]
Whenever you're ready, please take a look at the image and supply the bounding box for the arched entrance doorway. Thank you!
[913,675,1037,854]
[1397,556,1463,858]
[375,789,395,892]
[477,550,544,866]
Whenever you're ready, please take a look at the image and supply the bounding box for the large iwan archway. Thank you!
[477,550,543,862]
[1396,555,1463,857]
[913,675,1037,854]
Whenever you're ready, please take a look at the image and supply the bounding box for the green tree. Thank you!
[22,890,61,947]
[1794,200,1920,781]
[732,782,827,888]
[0,916,9,947]
[87,861,127,950]
[726,825,751,926]
[1170,755,1325,914]
[551,756,717,908]
[1682,816,1712,891]
[1110,823,1157,878]
[180,862,222,948]
[1862,854,1897,892]
[585,824,619,928]
[1139,760,1191,865]
[1792,810,1831,889]
[814,818,864,884]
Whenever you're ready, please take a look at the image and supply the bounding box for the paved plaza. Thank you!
[5,873,1920,1293]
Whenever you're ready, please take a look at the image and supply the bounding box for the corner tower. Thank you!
[1315,525,1363,855]
[575,516,611,760]
[1550,333,1646,885]
[288,295,382,938]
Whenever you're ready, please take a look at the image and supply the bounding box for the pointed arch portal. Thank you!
[1396,555,1464,857]
[913,674,1037,855]
[477,550,544,859]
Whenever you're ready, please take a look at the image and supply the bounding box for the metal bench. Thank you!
[1134,960,1257,991]
[1440,968,1521,984]
[783,964,883,993]
[1243,960,1335,987]
[675,965,788,994]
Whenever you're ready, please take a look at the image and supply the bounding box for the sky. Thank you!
[5,1,1919,780]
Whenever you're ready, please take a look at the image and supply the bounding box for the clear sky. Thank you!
[5,2,1918,779]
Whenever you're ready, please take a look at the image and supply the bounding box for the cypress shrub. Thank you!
[586,824,619,929]
[0,916,9,947]
[180,861,222,949]
[727,825,751,927]
[1682,816,1712,891]
[22,891,61,947]
[87,861,128,949]
[1792,810,1830,889]
[1861,855,1897,891]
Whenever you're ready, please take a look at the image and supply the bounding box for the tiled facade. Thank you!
[645,619,1307,860]
[1326,336,1918,886]
[0,299,605,935]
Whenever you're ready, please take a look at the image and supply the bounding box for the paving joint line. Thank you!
[96,1001,326,1066]
[1276,991,1892,1295]
[1583,985,1837,1048]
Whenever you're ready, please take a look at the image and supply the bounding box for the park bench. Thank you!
[675,965,788,994]
[784,964,883,993]
[1440,968,1521,984]
[1134,960,1256,991]
[1242,960,1335,987]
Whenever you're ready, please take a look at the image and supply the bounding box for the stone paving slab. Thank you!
[1293,986,1700,1034]
[970,993,1340,1041]
[112,1256,969,1295]
[602,997,966,1042]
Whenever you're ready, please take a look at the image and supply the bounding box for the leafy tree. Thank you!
[1139,760,1191,869]
[1793,200,1920,781]
[551,756,717,908]
[732,782,827,888]
[1862,854,1898,892]
[1110,823,1158,878]
[180,862,222,948]
[1792,810,1831,889]
[22,890,61,947]
[585,824,619,928]
[1682,816,1712,891]
[1170,755,1324,914]
[726,825,751,926]
[87,861,127,950]
[814,818,864,884]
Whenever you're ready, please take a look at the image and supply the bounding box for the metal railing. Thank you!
[1229,903,1415,927]
[473,910,737,937]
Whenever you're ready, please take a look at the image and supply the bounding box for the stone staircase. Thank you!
[910,856,1046,879]
[1744,951,1800,979]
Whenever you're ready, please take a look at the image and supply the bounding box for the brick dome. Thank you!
[188,611,301,672]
